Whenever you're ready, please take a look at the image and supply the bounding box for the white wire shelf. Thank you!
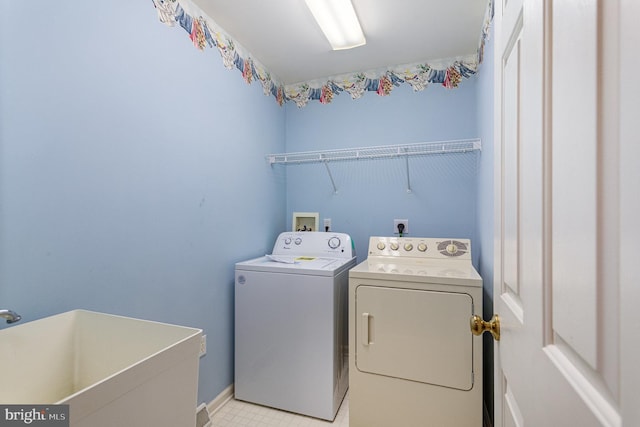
[266,138,481,165]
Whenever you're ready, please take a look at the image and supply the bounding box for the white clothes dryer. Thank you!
[349,237,483,427]
[235,232,356,421]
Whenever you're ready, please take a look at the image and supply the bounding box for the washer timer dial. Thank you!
[328,237,341,249]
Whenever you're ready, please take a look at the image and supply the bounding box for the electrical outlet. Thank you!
[394,219,409,235]
[199,334,207,357]
[324,218,332,232]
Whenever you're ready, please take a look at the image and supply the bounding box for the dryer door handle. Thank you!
[361,312,372,346]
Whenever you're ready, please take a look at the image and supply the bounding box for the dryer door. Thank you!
[355,285,474,390]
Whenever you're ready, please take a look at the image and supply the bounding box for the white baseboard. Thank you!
[207,384,235,416]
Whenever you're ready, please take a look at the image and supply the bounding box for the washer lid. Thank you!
[349,258,482,287]
[236,255,356,276]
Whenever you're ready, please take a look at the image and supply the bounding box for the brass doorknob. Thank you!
[470,314,501,341]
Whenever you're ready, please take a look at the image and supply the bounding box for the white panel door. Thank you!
[492,0,638,425]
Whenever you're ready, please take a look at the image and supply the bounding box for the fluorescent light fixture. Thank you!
[305,0,366,50]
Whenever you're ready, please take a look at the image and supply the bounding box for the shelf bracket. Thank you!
[323,159,338,194]
[404,148,412,193]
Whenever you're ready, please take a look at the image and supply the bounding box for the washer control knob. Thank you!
[418,243,427,252]
[328,237,341,249]
[446,244,458,254]
[284,237,292,245]
[404,243,414,251]
[390,242,399,251]
[295,238,302,245]
[376,242,386,250]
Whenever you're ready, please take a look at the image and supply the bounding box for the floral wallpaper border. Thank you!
[151,0,494,107]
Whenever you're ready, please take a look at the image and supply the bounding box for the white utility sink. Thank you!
[0,309,202,427]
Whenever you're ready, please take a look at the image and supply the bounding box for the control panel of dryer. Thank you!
[273,232,356,259]
[367,237,471,261]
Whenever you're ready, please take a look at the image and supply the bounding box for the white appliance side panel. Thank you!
[332,268,350,413]
[234,270,336,419]
[355,286,474,390]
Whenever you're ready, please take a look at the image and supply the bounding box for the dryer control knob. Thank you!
[284,237,292,245]
[404,243,414,251]
[446,244,458,254]
[418,243,427,252]
[376,242,386,250]
[390,242,399,251]
[328,237,341,249]
[295,238,302,245]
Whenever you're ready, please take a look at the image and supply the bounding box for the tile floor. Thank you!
[210,393,350,427]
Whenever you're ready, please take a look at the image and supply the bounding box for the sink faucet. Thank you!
[0,309,21,324]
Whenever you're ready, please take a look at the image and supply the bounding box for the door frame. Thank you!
[619,0,640,425]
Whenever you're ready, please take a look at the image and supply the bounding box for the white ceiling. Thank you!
[190,0,490,85]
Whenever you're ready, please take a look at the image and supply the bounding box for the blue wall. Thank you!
[1,0,495,410]
[284,81,481,266]
[0,0,285,403]
[284,76,494,414]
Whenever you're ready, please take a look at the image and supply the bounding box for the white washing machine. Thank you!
[235,231,356,421]
[349,237,483,427]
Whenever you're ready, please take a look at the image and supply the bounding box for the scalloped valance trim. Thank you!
[151,0,494,107]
